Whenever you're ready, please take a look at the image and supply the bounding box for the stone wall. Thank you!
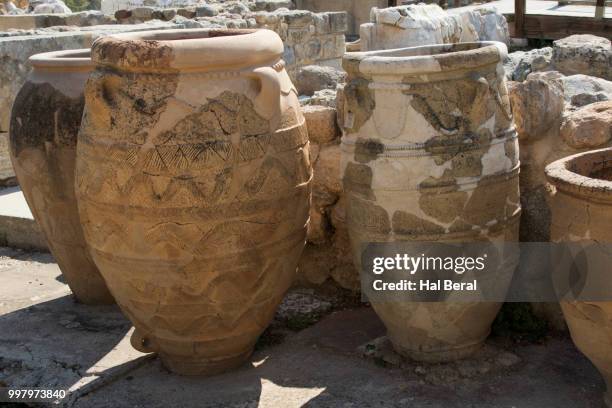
[0,11,112,30]
[295,0,387,38]
[298,93,358,290]
[255,10,347,74]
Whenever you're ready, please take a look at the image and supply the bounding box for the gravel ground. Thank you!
[0,247,606,408]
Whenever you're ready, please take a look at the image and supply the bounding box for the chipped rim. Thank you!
[343,41,507,76]
[91,28,284,73]
[29,49,93,72]
[545,147,612,202]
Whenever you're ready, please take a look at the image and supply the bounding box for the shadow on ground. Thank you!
[75,307,606,408]
[0,295,131,392]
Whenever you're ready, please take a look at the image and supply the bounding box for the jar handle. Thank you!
[82,74,114,131]
[246,66,282,131]
[130,328,158,354]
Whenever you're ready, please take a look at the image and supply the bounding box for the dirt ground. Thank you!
[0,247,606,408]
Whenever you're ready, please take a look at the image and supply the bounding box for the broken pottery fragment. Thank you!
[546,148,612,407]
[341,42,520,362]
[9,49,114,305]
[75,29,312,375]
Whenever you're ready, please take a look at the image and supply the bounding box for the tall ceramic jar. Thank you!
[75,29,312,375]
[546,148,612,407]
[9,49,113,305]
[341,42,521,362]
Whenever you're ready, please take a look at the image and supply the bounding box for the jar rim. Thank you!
[546,148,612,202]
[29,49,93,71]
[91,28,284,74]
[343,41,507,77]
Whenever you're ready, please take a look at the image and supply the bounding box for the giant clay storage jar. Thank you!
[341,42,521,362]
[75,29,312,375]
[9,49,113,305]
[546,148,612,407]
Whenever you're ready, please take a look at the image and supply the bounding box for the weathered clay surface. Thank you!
[546,148,612,407]
[75,29,312,376]
[341,42,520,362]
[9,49,113,304]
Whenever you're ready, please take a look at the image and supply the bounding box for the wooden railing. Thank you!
[514,0,610,38]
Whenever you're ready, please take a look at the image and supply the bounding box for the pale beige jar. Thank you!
[341,41,520,362]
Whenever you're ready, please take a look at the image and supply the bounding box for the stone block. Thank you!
[295,65,346,96]
[161,8,177,20]
[312,143,342,208]
[303,105,340,144]
[361,4,508,51]
[286,26,311,45]
[327,11,347,33]
[560,101,612,149]
[195,5,217,17]
[312,13,328,34]
[559,74,612,108]
[253,0,293,12]
[319,33,344,59]
[0,187,47,250]
[0,132,15,185]
[503,47,552,82]
[253,11,280,26]
[176,7,196,19]
[131,7,155,20]
[508,75,565,142]
[282,45,296,66]
[114,9,131,20]
[552,35,611,81]
[279,9,312,27]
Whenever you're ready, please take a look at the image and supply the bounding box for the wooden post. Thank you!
[595,0,605,18]
[515,0,526,37]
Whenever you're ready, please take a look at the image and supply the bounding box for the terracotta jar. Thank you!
[9,49,113,305]
[546,148,612,407]
[341,42,520,362]
[75,29,312,375]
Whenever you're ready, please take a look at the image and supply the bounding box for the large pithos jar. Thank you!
[546,148,612,407]
[341,42,520,362]
[75,29,312,375]
[9,49,113,305]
